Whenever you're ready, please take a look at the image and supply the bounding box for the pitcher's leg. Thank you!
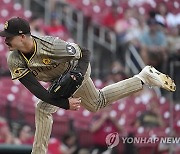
[31,101,58,154]
[74,65,176,112]
[74,76,142,112]
[74,77,100,112]
[101,77,142,103]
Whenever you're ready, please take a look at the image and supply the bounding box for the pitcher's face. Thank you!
[5,35,24,51]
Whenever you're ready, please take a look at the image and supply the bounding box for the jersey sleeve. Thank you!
[7,52,30,80]
[53,37,82,60]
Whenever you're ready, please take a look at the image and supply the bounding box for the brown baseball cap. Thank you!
[0,17,31,37]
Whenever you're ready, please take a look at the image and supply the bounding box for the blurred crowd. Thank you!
[64,0,180,74]
[103,1,180,72]
[1,0,180,75]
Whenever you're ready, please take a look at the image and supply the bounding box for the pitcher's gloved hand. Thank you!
[48,70,84,98]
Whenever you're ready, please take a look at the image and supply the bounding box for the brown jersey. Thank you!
[7,35,82,82]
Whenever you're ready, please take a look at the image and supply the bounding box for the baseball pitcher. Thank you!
[0,17,176,154]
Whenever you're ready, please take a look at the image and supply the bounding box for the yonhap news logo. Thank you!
[106,132,180,148]
[105,132,119,148]
[121,136,180,144]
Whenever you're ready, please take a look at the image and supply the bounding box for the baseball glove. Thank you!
[48,70,84,98]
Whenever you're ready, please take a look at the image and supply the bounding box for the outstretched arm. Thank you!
[19,71,80,110]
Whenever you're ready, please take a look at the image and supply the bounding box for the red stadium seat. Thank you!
[23,107,35,126]
[72,107,93,130]
[52,113,70,137]
[75,129,93,147]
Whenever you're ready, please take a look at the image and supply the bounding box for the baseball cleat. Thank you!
[135,66,176,92]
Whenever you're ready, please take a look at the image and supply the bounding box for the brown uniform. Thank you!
[7,35,143,154]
